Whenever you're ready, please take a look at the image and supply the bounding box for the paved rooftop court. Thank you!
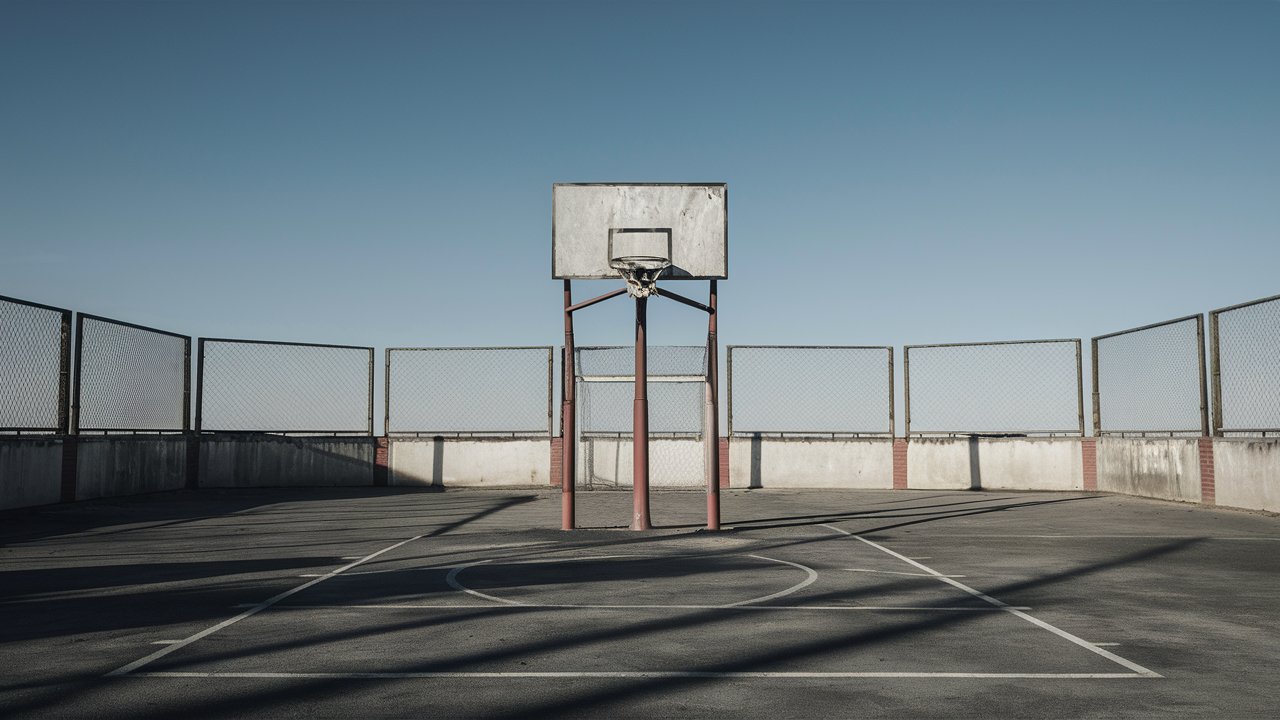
[2,488,1277,718]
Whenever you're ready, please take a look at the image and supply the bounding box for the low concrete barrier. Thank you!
[0,437,63,510]
[728,437,892,489]
[575,437,703,488]
[198,435,375,487]
[1214,438,1280,513]
[1095,437,1201,503]
[390,437,550,487]
[76,436,187,500]
[906,437,1083,491]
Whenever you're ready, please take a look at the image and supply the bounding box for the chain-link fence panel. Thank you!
[1212,293,1280,436]
[905,339,1083,436]
[1093,315,1206,436]
[575,345,706,436]
[574,345,707,488]
[575,345,707,378]
[74,314,190,433]
[578,380,705,435]
[198,339,373,435]
[0,295,71,433]
[386,347,552,436]
[728,346,892,436]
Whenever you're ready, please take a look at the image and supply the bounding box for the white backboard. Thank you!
[553,183,727,280]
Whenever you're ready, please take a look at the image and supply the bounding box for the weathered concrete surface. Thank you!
[1214,438,1280,513]
[390,437,549,487]
[2,489,1279,719]
[1097,437,1201,502]
[907,437,1083,491]
[727,437,892,489]
[75,436,187,501]
[577,437,704,488]
[198,435,374,487]
[0,437,62,510]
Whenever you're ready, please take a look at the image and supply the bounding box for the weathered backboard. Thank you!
[553,183,727,280]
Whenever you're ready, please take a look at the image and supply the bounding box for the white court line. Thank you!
[131,670,1150,680]
[260,603,1030,612]
[846,569,966,578]
[105,535,423,677]
[722,555,818,607]
[819,524,1162,679]
[915,535,1280,541]
[443,553,819,610]
[445,561,526,606]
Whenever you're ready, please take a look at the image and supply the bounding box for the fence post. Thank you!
[903,346,911,437]
[1090,337,1101,436]
[1196,315,1209,437]
[1209,311,1222,437]
[1075,339,1085,437]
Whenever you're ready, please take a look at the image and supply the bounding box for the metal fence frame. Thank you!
[384,346,554,437]
[1209,292,1280,437]
[904,338,1085,437]
[726,345,894,438]
[0,294,73,434]
[72,313,191,434]
[1091,314,1208,437]
[196,337,374,436]
[574,345,708,439]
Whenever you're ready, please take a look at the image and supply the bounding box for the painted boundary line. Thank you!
[247,603,1032,612]
[818,524,1162,679]
[130,671,1150,680]
[105,535,423,677]
[444,553,818,609]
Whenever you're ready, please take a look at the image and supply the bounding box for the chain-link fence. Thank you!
[1092,315,1207,437]
[727,345,892,437]
[386,347,552,436]
[905,339,1084,436]
[0,294,72,434]
[1211,293,1280,436]
[197,338,373,435]
[73,314,190,433]
[574,345,707,488]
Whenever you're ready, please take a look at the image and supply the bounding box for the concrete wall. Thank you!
[76,436,187,500]
[198,435,375,487]
[578,437,704,488]
[728,437,892,489]
[390,437,550,487]
[1214,438,1280,513]
[906,438,1083,491]
[1096,438,1201,503]
[0,437,64,510]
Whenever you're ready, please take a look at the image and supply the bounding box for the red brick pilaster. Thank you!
[550,437,564,487]
[1081,438,1097,491]
[892,439,908,489]
[719,437,730,488]
[1198,437,1215,505]
[373,437,389,486]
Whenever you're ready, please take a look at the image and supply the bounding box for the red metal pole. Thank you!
[562,280,576,530]
[632,295,652,530]
[706,280,721,531]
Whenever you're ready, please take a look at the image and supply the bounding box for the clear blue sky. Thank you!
[2,0,1277,430]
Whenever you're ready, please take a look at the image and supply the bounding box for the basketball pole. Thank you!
[705,279,720,531]
[632,294,653,530]
[561,279,575,531]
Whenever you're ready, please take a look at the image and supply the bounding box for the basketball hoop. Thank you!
[610,255,671,298]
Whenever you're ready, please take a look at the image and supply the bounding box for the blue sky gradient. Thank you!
[3,0,1277,358]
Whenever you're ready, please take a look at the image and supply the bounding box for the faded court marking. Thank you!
[105,535,423,677]
[819,524,1162,679]
[445,553,818,609]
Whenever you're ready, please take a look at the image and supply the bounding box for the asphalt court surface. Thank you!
[3,487,1278,718]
